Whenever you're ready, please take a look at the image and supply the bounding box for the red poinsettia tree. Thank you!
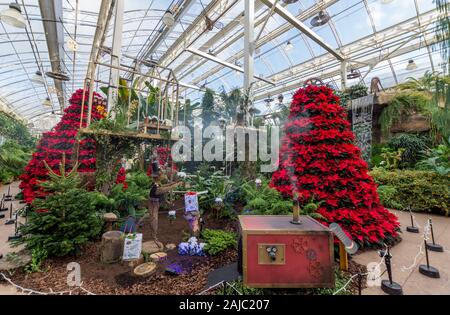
[270,85,400,247]
[19,89,106,204]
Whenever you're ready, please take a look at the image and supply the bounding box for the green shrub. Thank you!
[376,185,404,210]
[13,160,105,263]
[16,188,104,258]
[370,168,450,215]
[0,140,31,184]
[241,179,293,215]
[202,229,237,256]
[388,133,429,167]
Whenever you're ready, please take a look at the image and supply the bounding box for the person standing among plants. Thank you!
[148,159,182,242]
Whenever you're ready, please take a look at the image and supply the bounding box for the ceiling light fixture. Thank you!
[42,97,52,107]
[163,10,175,27]
[406,59,417,71]
[0,3,26,29]
[310,10,330,27]
[67,38,79,52]
[282,0,299,4]
[347,69,361,79]
[285,41,294,51]
[278,94,284,104]
[380,0,395,4]
[31,71,44,85]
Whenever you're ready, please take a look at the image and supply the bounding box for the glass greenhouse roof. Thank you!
[0,0,446,132]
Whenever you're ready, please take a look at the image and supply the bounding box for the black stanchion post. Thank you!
[419,239,440,278]
[5,185,12,201]
[0,197,7,212]
[5,203,16,225]
[426,218,443,252]
[406,207,419,233]
[357,273,363,295]
[380,246,403,295]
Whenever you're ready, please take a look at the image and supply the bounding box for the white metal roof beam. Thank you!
[179,0,338,88]
[156,0,240,70]
[249,8,441,100]
[253,30,442,101]
[186,47,275,85]
[259,0,344,61]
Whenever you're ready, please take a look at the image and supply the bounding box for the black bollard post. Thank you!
[380,246,403,295]
[419,239,440,278]
[5,203,16,225]
[358,273,363,295]
[426,219,443,252]
[0,198,7,212]
[406,208,419,233]
[5,185,12,200]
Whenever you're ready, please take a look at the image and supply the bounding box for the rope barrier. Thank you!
[0,272,96,295]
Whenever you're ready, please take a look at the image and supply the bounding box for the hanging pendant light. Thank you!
[67,38,79,52]
[285,41,294,51]
[0,3,26,29]
[310,10,330,27]
[380,0,394,4]
[42,97,52,107]
[277,94,284,104]
[282,0,299,4]
[163,10,175,27]
[406,59,417,71]
[347,69,361,79]
[264,95,274,108]
[31,71,44,85]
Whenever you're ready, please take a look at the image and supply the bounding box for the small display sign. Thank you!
[123,233,143,260]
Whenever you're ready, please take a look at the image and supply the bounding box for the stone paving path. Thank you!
[353,210,450,295]
[0,181,24,295]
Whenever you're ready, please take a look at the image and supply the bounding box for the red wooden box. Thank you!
[238,215,334,288]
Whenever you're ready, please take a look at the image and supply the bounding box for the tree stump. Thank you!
[100,231,124,264]
[165,243,176,251]
[133,262,157,277]
[122,254,144,268]
[149,252,167,262]
[142,240,164,255]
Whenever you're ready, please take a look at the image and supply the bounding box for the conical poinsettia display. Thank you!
[19,89,107,204]
[270,85,400,247]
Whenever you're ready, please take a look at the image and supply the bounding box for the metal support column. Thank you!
[107,0,124,113]
[340,60,348,90]
[244,0,255,126]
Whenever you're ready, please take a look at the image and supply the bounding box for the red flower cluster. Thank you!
[270,85,400,247]
[19,89,106,204]
[115,166,128,190]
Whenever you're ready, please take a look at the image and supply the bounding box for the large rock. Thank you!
[391,113,430,133]
[0,250,31,272]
